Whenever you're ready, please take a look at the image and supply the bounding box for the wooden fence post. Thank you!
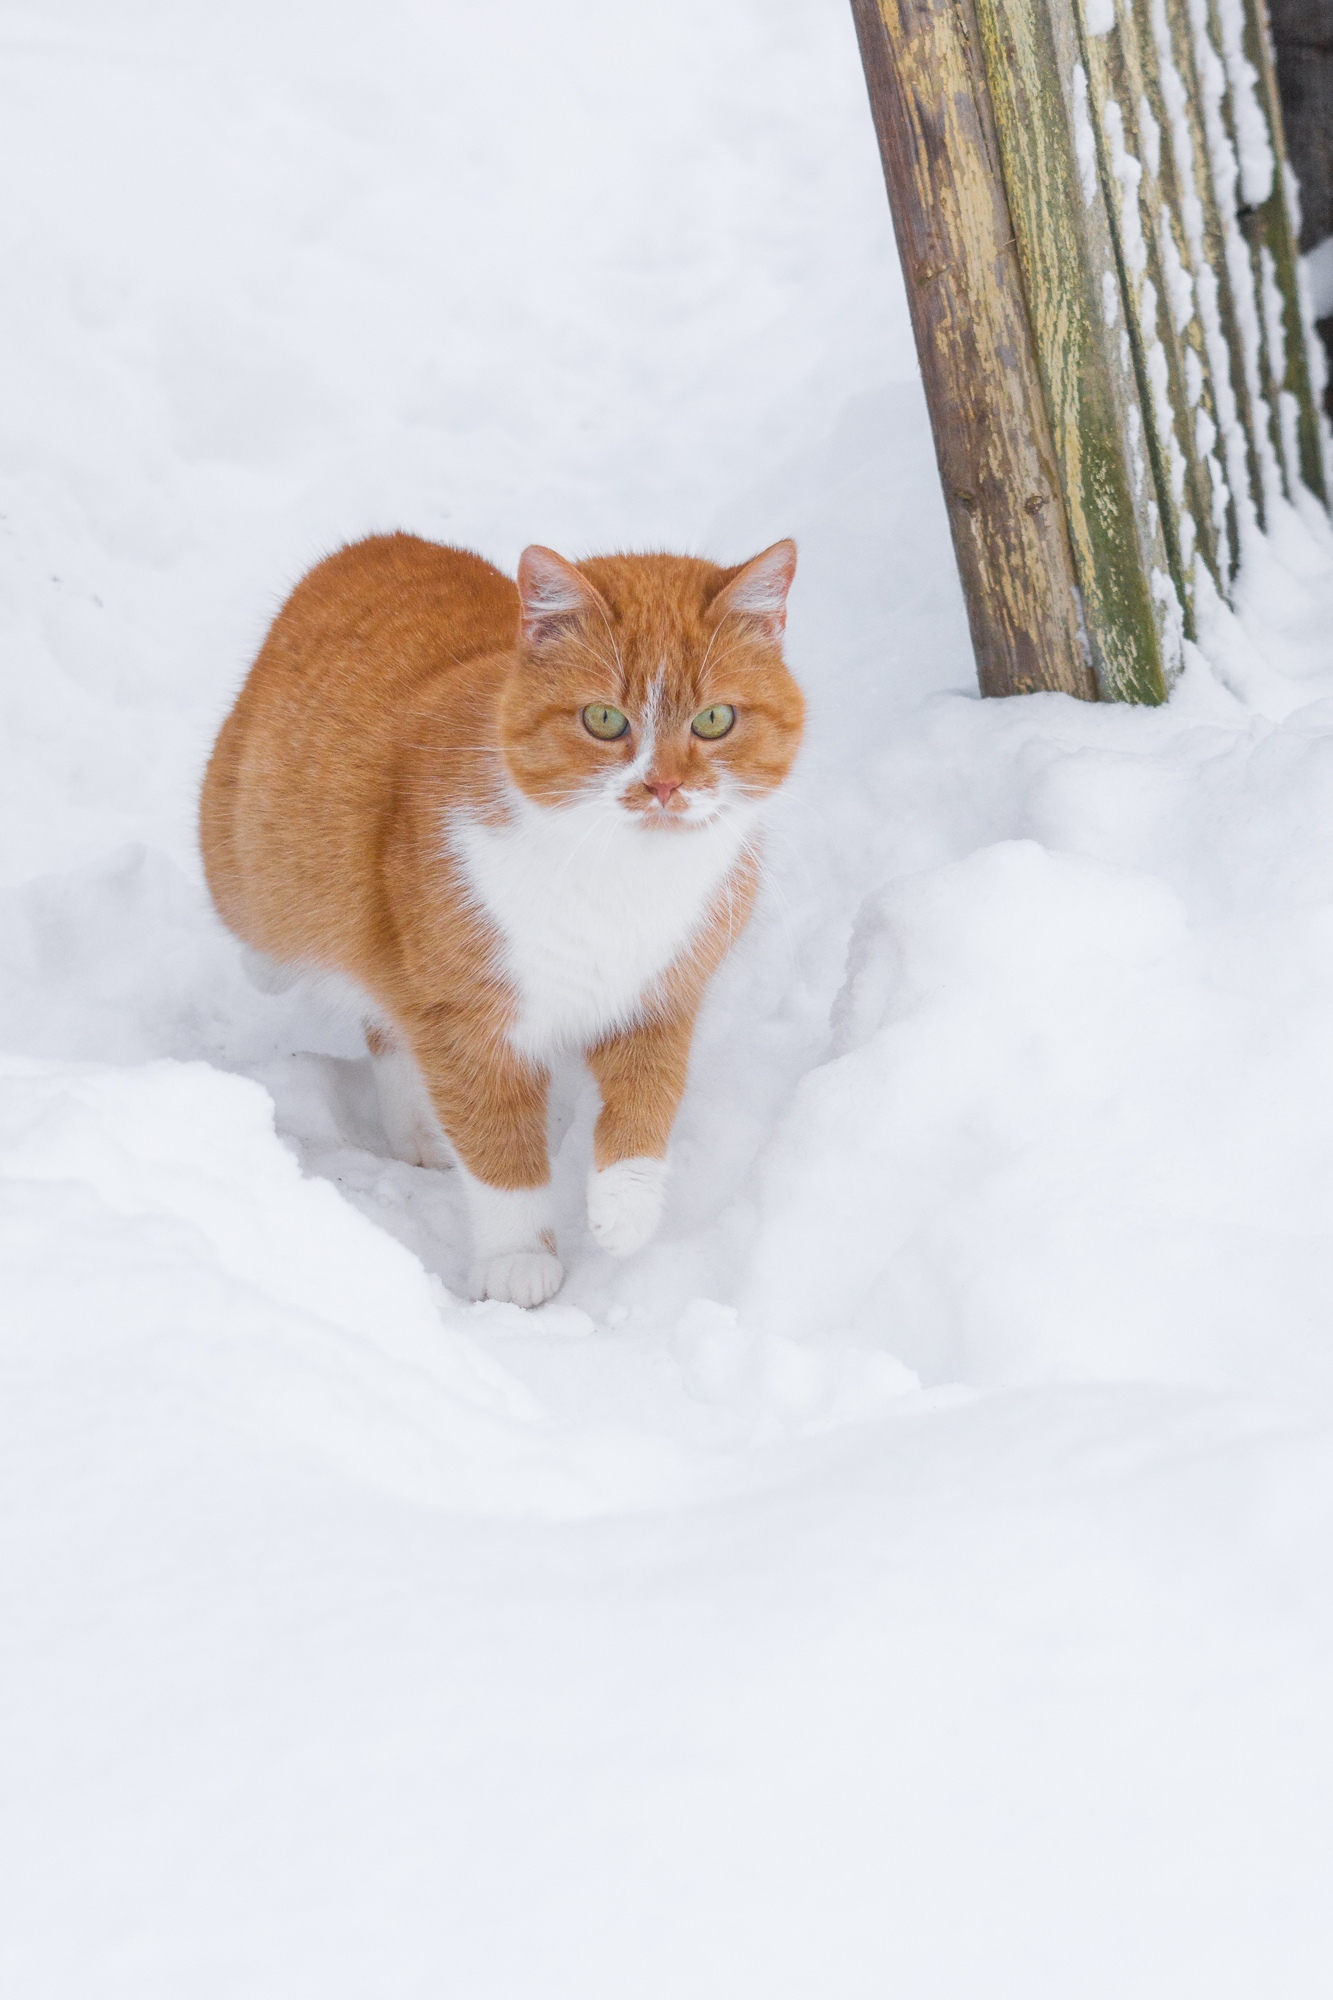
[851,0,1332,703]
[975,0,1178,693]
[848,0,1098,700]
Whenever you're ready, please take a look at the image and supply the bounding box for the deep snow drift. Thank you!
[5,3,1333,1994]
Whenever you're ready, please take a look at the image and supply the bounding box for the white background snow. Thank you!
[5,1,1333,1991]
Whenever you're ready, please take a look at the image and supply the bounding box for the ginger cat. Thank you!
[201,531,803,1306]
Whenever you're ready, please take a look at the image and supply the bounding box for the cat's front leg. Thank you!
[585,1008,696,1257]
[407,1014,561,1307]
[457,1169,562,1307]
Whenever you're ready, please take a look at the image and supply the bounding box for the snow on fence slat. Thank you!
[852,0,1332,703]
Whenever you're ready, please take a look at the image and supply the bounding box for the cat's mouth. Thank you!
[622,792,721,830]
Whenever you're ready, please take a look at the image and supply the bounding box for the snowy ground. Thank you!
[5,2,1333,1992]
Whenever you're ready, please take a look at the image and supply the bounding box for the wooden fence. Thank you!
[851,0,1333,701]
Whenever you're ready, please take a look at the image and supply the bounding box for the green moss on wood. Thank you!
[975,0,1170,701]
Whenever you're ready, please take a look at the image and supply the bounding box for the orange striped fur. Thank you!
[201,531,803,1304]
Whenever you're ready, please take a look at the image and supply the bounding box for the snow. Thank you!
[1072,62,1100,208]
[1212,0,1275,209]
[1160,201,1196,333]
[6,1,1333,1992]
[1103,98,1149,279]
[1152,0,1206,261]
[1307,233,1333,320]
[1299,237,1333,500]
[1099,97,1196,569]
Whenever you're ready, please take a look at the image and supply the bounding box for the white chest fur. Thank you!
[451,792,759,1057]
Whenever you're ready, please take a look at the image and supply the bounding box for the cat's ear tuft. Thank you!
[516,545,601,647]
[713,539,797,640]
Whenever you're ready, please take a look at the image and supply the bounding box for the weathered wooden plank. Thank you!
[1126,0,1236,581]
[1078,5,1211,631]
[1205,0,1291,512]
[848,0,1097,698]
[1243,0,1330,499]
[973,0,1175,698]
[1162,0,1267,543]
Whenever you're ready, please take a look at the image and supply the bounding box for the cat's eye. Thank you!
[582,704,630,741]
[691,703,736,740]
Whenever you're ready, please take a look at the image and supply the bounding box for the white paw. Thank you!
[587,1156,667,1256]
[469,1249,564,1309]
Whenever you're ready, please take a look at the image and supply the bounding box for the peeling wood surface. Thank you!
[849,0,1097,700]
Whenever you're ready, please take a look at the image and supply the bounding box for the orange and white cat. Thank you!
[201,531,803,1306]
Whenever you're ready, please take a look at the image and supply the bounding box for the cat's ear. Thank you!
[516,545,604,647]
[712,539,797,640]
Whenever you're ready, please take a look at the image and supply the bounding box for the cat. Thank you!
[200,530,804,1306]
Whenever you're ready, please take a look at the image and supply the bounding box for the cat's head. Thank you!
[497,543,804,830]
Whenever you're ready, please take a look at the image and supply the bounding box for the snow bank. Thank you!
[0,1053,710,1515]
[746,524,1333,1399]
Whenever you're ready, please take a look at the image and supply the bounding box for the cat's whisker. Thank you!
[718,859,747,957]
[735,832,803,986]
[533,792,630,890]
[587,600,626,685]
[769,785,845,849]
[550,634,619,682]
[695,611,732,684]
[695,635,752,682]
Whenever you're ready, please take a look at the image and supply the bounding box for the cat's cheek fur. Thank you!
[587,1156,667,1256]
[458,1168,563,1305]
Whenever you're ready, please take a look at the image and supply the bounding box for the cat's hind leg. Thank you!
[404,1014,562,1307]
[367,1024,454,1171]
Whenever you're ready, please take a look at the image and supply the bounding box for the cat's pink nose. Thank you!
[648,779,681,807]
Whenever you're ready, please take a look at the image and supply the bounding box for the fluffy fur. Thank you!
[200,531,803,1304]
